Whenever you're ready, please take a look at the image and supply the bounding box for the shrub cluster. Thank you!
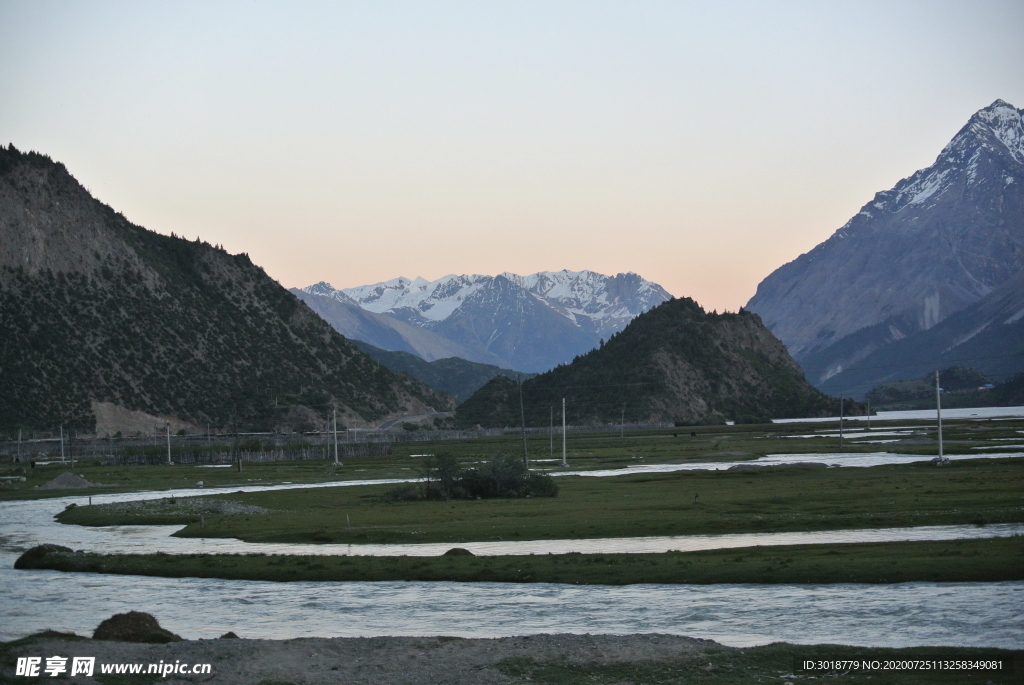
[384,454,558,501]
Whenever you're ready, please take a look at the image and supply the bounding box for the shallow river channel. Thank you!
[2,462,1023,647]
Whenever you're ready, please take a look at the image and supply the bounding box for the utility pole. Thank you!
[60,425,65,463]
[621,407,625,438]
[333,408,339,465]
[549,406,553,459]
[17,428,21,462]
[166,423,172,465]
[867,400,871,431]
[936,370,943,460]
[839,395,844,451]
[518,374,528,469]
[561,397,567,467]
[232,407,239,471]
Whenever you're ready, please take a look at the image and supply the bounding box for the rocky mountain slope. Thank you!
[0,145,453,433]
[455,297,847,428]
[292,287,507,367]
[304,270,672,372]
[746,100,1024,387]
[814,267,1024,398]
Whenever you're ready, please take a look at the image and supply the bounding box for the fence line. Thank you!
[0,422,672,462]
[100,443,392,466]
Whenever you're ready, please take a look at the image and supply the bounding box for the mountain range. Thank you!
[291,286,508,367]
[0,145,453,434]
[456,297,846,428]
[747,100,1024,396]
[301,270,672,372]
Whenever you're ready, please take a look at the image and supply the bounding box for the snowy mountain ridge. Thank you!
[302,270,673,371]
[818,100,1023,250]
[746,99,1024,393]
[306,269,671,337]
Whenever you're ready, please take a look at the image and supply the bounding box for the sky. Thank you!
[2,1,1023,312]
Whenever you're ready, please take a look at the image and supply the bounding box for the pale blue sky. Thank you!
[2,1,1022,310]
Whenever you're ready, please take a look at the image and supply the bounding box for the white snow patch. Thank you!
[944,321,992,352]
[907,169,951,205]
[921,292,941,330]
[1004,306,1024,325]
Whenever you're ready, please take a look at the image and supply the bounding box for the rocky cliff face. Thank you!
[305,270,672,372]
[0,146,453,432]
[815,268,1024,398]
[746,100,1024,385]
[455,297,845,428]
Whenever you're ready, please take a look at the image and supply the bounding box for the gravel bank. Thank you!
[3,633,718,684]
[86,496,274,516]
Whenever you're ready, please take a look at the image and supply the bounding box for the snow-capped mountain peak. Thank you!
[746,98,1024,388]
[302,270,673,371]
[327,270,670,331]
[825,100,1024,241]
[302,281,356,304]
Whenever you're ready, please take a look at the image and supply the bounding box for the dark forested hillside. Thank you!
[0,145,453,432]
[349,340,533,402]
[456,297,849,428]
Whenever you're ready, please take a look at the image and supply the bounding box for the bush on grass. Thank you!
[383,454,558,502]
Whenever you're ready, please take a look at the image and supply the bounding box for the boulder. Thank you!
[443,548,475,557]
[93,612,182,643]
[14,544,73,569]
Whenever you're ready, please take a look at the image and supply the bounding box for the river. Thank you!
[2,480,1022,647]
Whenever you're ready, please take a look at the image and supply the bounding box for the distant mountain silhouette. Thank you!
[0,145,453,433]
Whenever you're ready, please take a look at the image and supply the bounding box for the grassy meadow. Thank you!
[18,537,1024,585]
[4,415,1022,502]
[8,416,1024,586]
[55,455,1024,543]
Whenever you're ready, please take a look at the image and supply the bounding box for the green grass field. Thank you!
[56,456,1024,543]
[7,418,1023,684]
[4,416,1023,502]
[17,537,1024,585]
